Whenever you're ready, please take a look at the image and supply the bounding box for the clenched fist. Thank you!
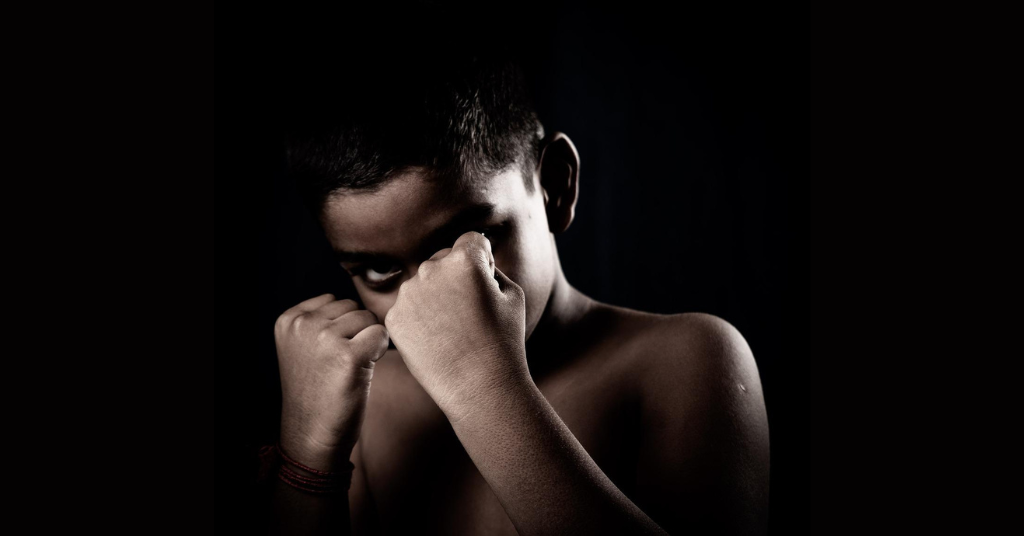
[274,294,390,470]
[383,231,530,422]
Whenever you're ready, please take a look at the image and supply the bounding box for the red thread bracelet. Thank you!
[275,441,351,475]
[278,463,346,494]
[256,442,355,495]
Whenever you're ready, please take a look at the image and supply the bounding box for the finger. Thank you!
[329,309,382,338]
[452,231,494,275]
[315,298,360,320]
[294,292,337,312]
[349,323,391,364]
[428,247,453,261]
[281,293,337,321]
[351,322,389,360]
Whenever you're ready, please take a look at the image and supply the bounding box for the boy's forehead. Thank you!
[320,167,523,256]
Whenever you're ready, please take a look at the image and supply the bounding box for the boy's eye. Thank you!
[475,223,504,241]
[363,262,401,285]
[345,224,503,291]
[344,262,401,291]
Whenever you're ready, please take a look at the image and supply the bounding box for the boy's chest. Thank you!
[358,349,641,535]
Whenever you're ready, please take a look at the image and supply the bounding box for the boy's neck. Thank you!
[524,259,598,378]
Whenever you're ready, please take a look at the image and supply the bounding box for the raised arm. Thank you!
[382,232,670,535]
[443,362,670,535]
[268,444,353,535]
[267,293,391,536]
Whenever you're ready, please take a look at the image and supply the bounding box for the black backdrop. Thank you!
[216,1,808,533]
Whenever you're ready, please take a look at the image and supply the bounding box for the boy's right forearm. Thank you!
[269,459,352,536]
[270,293,388,535]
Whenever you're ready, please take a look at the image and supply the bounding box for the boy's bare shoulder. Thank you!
[598,304,770,534]
[593,303,766,432]
[647,310,757,382]
[594,303,759,388]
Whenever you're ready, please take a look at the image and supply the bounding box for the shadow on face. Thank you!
[318,165,556,345]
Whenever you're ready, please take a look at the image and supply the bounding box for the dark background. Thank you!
[217,1,808,533]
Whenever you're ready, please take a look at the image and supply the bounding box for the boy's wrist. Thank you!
[259,441,355,496]
[277,434,353,473]
[439,366,536,425]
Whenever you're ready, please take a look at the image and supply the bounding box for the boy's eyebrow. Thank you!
[334,202,497,263]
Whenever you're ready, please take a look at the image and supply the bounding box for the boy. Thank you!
[261,14,769,536]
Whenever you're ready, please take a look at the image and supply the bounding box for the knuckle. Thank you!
[430,247,453,260]
[315,328,335,344]
[303,293,333,306]
[455,249,481,268]
[460,231,483,245]
[291,311,312,330]
[417,260,434,277]
[394,279,411,299]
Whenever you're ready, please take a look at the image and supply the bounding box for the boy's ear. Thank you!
[538,132,580,234]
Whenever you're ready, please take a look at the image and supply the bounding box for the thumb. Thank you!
[453,230,495,276]
[350,323,390,364]
[491,264,525,306]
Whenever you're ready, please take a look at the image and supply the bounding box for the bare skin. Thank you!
[352,292,769,535]
[270,132,770,535]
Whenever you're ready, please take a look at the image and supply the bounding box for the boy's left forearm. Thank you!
[442,360,669,536]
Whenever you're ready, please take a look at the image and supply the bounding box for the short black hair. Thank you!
[282,3,544,223]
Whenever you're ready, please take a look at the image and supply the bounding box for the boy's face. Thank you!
[320,166,556,344]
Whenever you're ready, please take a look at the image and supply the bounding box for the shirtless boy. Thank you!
[263,30,770,536]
